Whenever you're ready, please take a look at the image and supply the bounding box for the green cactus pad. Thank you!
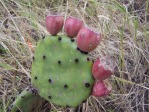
[31,35,94,107]
[11,87,43,112]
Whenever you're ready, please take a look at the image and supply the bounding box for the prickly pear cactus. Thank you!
[11,14,113,111]
[31,35,94,107]
[11,87,43,112]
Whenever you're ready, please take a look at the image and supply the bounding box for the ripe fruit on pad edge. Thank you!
[92,57,114,81]
[77,26,102,52]
[64,16,83,38]
[46,14,64,35]
[92,80,112,97]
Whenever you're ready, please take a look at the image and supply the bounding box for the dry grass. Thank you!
[0,0,149,112]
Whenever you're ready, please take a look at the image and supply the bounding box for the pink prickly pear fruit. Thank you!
[92,57,114,81]
[64,16,83,38]
[46,14,64,35]
[92,80,112,97]
[77,27,102,52]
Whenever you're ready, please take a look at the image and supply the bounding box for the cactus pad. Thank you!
[11,87,43,112]
[31,35,94,107]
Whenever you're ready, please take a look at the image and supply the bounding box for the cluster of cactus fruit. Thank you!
[11,14,114,112]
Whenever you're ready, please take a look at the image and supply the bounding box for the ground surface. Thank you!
[0,0,149,112]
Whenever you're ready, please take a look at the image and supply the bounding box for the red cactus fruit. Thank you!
[64,16,83,38]
[77,27,102,52]
[92,57,114,81]
[46,14,64,35]
[92,80,112,97]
